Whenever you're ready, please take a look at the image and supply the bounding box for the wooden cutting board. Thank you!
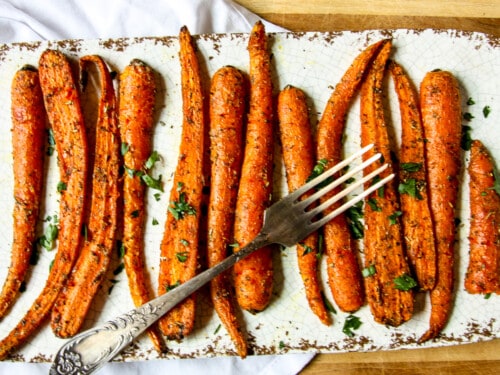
[235,1,500,374]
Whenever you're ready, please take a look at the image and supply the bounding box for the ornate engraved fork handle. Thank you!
[50,233,270,375]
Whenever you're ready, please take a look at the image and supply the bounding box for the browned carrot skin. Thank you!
[0,49,88,359]
[158,26,205,339]
[465,140,500,295]
[389,60,437,291]
[233,20,274,313]
[119,59,165,351]
[418,70,462,343]
[208,66,248,357]
[50,55,121,338]
[0,66,46,319]
[360,41,414,327]
[316,39,388,313]
[277,85,330,325]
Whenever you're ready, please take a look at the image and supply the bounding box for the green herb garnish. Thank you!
[483,105,491,118]
[400,162,422,172]
[342,315,362,337]
[176,251,189,263]
[398,178,423,200]
[169,190,196,220]
[393,273,418,291]
[362,264,376,277]
[388,211,403,225]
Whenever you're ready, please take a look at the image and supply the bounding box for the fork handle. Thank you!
[50,232,271,375]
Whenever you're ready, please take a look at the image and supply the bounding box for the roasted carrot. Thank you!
[0,66,46,319]
[207,66,248,357]
[158,26,205,339]
[389,60,437,291]
[119,59,165,351]
[418,70,462,343]
[465,140,500,295]
[0,49,88,359]
[316,39,389,313]
[360,41,414,327]
[277,84,330,325]
[233,20,275,313]
[50,55,120,338]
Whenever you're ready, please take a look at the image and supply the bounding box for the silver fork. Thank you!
[49,143,393,375]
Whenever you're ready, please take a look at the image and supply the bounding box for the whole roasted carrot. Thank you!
[360,41,414,327]
[0,66,46,319]
[119,59,165,351]
[0,49,88,359]
[158,26,205,339]
[233,20,275,313]
[50,55,120,338]
[208,66,248,357]
[316,39,389,313]
[465,140,500,295]
[389,60,437,291]
[277,84,330,325]
[418,70,462,343]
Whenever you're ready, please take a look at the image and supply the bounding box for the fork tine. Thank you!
[287,143,375,202]
[308,172,395,233]
[306,163,388,218]
[298,152,383,210]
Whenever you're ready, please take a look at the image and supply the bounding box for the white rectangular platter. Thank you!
[0,28,498,362]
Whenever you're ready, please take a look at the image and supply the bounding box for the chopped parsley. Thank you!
[141,173,163,191]
[38,215,59,251]
[491,169,500,195]
[307,159,328,182]
[367,197,381,212]
[121,142,130,156]
[393,273,418,291]
[342,315,362,337]
[47,129,56,156]
[388,211,403,225]
[483,105,491,118]
[175,251,189,263]
[463,112,474,121]
[166,280,181,291]
[466,97,476,105]
[57,181,67,193]
[144,150,160,170]
[362,264,376,277]
[301,243,314,256]
[169,189,196,220]
[461,125,473,151]
[400,162,422,172]
[345,200,364,239]
[398,178,423,200]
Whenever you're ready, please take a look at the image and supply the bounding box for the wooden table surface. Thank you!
[235,1,500,374]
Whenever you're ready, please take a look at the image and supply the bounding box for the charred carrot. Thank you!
[233,21,275,313]
[316,39,388,313]
[389,60,437,291]
[0,49,88,359]
[465,140,500,295]
[418,70,462,343]
[119,59,165,351]
[158,26,205,339]
[360,41,415,327]
[0,66,46,319]
[277,85,330,325]
[50,55,120,338]
[207,66,248,357]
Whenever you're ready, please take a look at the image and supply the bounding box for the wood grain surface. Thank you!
[235,1,500,373]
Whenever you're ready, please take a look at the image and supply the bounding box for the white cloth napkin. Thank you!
[0,0,314,374]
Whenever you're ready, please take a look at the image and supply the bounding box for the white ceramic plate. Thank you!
[0,29,498,362]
